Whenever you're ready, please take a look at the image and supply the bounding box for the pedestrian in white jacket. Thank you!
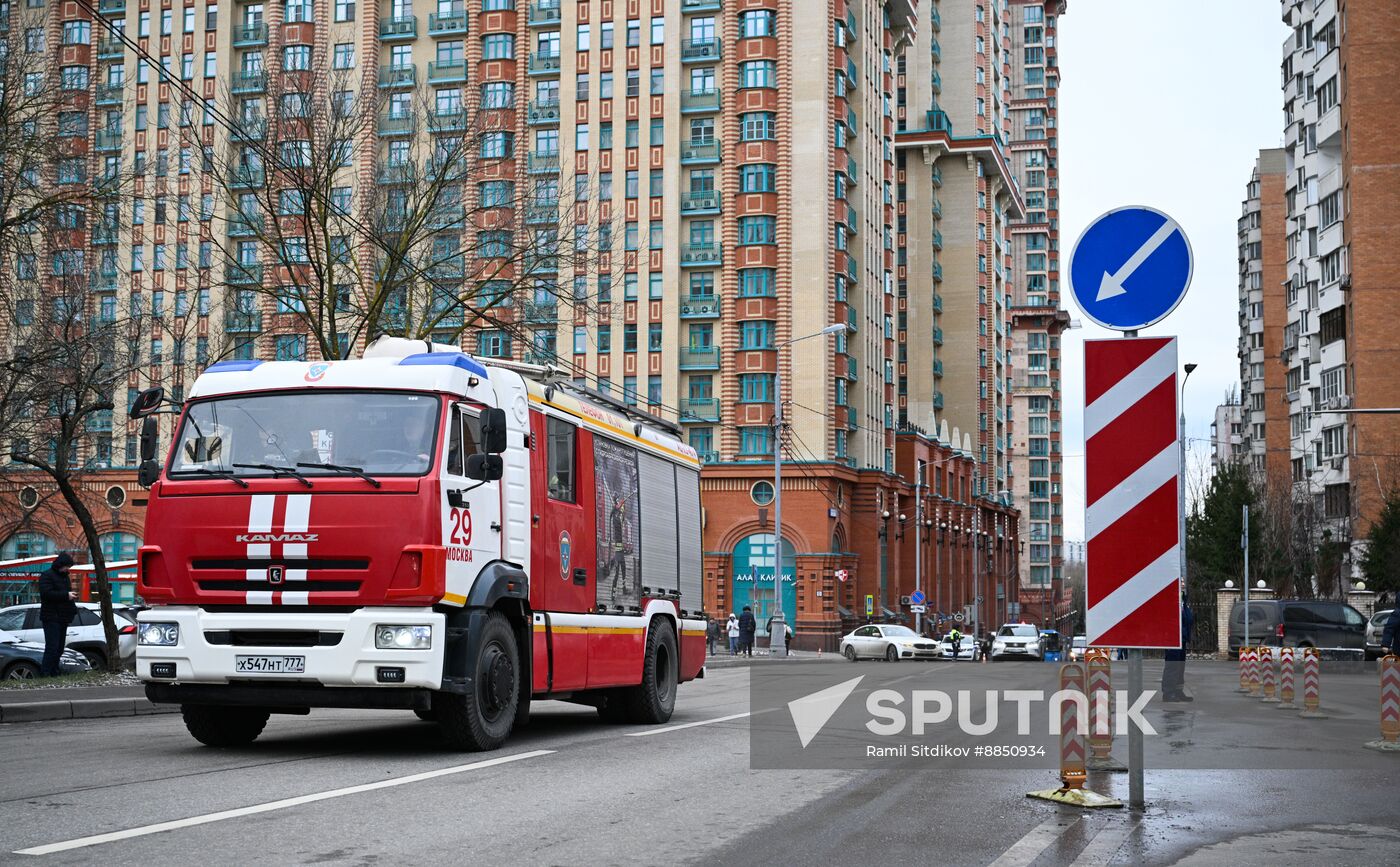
[726,614,740,655]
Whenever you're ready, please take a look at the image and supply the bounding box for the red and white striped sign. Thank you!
[1085,337,1182,648]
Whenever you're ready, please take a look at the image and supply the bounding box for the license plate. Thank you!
[235,655,305,674]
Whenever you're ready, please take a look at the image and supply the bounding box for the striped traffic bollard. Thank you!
[1365,655,1400,752]
[1247,647,1262,696]
[1086,651,1124,771]
[1277,646,1296,709]
[1238,645,1251,693]
[1299,646,1328,719]
[1260,645,1278,703]
[1026,662,1121,808]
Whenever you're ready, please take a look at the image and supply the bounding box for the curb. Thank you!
[0,697,179,724]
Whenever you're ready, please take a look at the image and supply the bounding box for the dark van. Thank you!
[1227,599,1366,651]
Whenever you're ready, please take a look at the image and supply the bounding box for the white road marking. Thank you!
[989,817,1083,867]
[13,750,554,856]
[624,711,752,737]
[1070,821,1138,866]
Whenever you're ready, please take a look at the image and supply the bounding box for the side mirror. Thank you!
[139,416,158,462]
[465,453,504,482]
[129,386,165,419]
[481,407,508,454]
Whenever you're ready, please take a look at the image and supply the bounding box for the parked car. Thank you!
[1069,635,1089,661]
[0,603,139,669]
[990,624,1043,661]
[939,635,976,660]
[840,624,941,661]
[1226,599,1366,652]
[1366,609,1395,659]
[0,629,91,680]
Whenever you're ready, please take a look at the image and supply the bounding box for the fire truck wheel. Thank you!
[621,620,678,724]
[438,611,518,751]
[181,705,269,747]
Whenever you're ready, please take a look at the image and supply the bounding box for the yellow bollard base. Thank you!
[1275,702,1297,710]
[1261,696,1280,703]
[1299,709,1331,719]
[1363,739,1400,753]
[1086,755,1128,772]
[1026,786,1124,808]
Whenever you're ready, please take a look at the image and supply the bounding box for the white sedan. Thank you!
[939,636,977,660]
[991,623,1043,661]
[841,624,941,661]
[0,603,139,668]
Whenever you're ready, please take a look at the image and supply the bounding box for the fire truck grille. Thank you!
[204,630,344,647]
[195,579,362,592]
[192,558,370,570]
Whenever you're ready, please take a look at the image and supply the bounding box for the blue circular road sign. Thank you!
[1069,206,1193,332]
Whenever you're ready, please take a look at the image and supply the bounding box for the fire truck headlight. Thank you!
[139,623,180,646]
[375,625,433,650]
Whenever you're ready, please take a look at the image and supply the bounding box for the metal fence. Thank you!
[1187,596,1219,654]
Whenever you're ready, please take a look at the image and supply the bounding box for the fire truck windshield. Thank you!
[168,391,441,478]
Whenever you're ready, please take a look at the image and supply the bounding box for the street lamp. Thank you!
[1180,363,1197,600]
[770,322,850,657]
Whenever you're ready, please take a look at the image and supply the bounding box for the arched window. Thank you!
[1,533,56,560]
[100,532,141,562]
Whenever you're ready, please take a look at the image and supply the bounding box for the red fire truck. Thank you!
[132,337,707,750]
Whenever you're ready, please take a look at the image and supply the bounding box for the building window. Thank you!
[739,163,776,193]
[740,60,777,89]
[740,112,776,141]
[739,427,772,456]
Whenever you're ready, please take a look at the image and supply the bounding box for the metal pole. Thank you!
[915,462,924,634]
[1128,649,1144,810]
[1179,365,1194,600]
[771,361,787,657]
[1242,504,1250,649]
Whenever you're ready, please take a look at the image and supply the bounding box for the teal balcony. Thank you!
[233,118,267,140]
[680,190,720,214]
[98,38,124,60]
[226,263,262,284]
[529,52,561,74]
[379,114,416,136]
[428,61,467,84]
[429,108,469,131]
[932,359,944,377]
[680,294,720,318]
[228,216,263,237]
[379,65,417,89]
[98,0,125,14]
[932,230,943,250]
[231,71,266,94]
[92,225,119,246]
[95,83,123,105]
[528,151,560,173]
[930,7,941,31]
[933,327,944,345]
[680,243,721,267]
[427,205,465,230]
[229,167,265,189]
[380,15,418,41]
[681,398,720,422]
[932,294,943,313]
[679,347,720,370]
[933,391,944,410]
[931,71,942,94]
[428,12,468,36]
[529,2,561,26]
[234,23,267,47]
[681,39,720,63]
[681,89,721,113]
[525,203,559,224]
[526,254,558,274]
[523,299,558,322]
[932,262,943,282]
[94,130,123,152]
[92,270,120,290]
[680,139,721,163]
[696,450,720,463]
[931,164,942,186]
[528,98,561,124]
[681,0,721,10]
[378,165,413,185]
[224,311,263,333]
[524,350,558,366]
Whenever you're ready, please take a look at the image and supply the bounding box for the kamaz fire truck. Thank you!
[131,337,707,750]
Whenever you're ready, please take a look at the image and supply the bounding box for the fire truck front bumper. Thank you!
[136,606,447,695]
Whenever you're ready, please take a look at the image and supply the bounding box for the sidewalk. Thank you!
[0,684,176,724]
[703,649,829,668]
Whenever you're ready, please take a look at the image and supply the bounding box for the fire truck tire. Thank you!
[437,611,518,751]
[620,620,678,724]
[181,705,269,747]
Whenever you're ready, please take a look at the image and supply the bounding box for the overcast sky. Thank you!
[1056,0,1289,542]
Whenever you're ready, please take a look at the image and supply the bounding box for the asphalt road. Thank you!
[1,660,1397,866]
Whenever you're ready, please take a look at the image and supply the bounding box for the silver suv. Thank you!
[1366,609,1395,659]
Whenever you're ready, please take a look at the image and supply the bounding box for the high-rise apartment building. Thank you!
[1275,0,1400,571]
[1212,399,1244,470]
[1005,0,1066,626]
[1236,148,1289,489]
[1,0,1020,645]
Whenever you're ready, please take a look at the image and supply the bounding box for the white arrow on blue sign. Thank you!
[910,590,926,606]
[1070,206,1193,332]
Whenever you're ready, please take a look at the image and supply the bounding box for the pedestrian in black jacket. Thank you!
[38,553,78,677]
[738,607,757,657]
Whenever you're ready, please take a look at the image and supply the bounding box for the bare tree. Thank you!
[194,60,618,361]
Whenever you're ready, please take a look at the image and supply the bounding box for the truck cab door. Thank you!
[441,404,502,600]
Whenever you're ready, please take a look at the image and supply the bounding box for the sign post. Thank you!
[1073,205,1193,813]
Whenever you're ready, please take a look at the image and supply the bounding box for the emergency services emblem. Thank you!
[304,362,332,382]
[267,565,285,585]
[559,531,572,580]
